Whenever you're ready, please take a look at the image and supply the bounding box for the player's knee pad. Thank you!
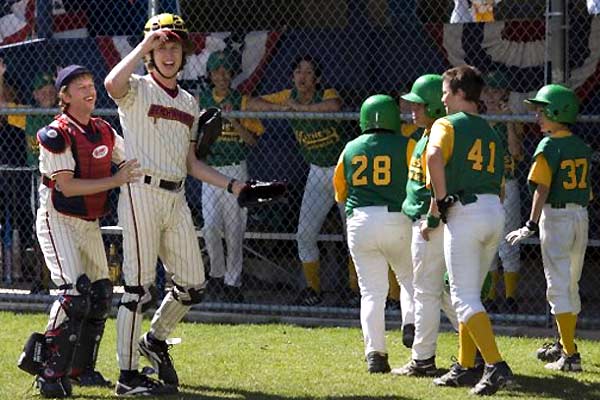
[172,283,204,305]
[58,292,91,322]
[88,278,113,320]
[119,284,158,313]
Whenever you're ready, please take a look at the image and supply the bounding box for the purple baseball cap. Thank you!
[55,65,92,91]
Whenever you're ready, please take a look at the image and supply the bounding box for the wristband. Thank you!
[525,220,539,232]
[426,213,440,228]
[227,178,236,194]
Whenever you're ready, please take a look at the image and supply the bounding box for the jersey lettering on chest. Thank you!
[147,104,194,129]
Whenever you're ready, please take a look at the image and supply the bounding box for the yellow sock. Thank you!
[348,258,359,292]
[465,312,502,365]
[458,322,477,368]
[556,313,578,355]
[504,272,519,299]
[486,270,500,300]
[387,267,400,301]
[302,261,320,293]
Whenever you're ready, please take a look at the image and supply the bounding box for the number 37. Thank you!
[561,158,588,190]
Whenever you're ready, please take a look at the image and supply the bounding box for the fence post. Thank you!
[546,0,568,84]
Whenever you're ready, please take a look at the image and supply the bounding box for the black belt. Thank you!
[143,175,183,191]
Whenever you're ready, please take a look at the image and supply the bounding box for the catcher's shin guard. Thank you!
[71,279,112,376]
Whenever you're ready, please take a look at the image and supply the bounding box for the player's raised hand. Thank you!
[505,220,538,245]
[140,29,173,55]
[115,159,143,185]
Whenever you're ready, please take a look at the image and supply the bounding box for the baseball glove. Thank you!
[237,180,287,208]
[195,107,222,160]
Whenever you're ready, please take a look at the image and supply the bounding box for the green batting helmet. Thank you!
[525,84,579,125]
[359,94,401,134]
[401,74,446,119]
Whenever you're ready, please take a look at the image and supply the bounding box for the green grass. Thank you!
[1,311,599,399]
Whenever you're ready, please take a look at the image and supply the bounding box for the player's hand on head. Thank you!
[141,29,171,53]
[116,159,143,185]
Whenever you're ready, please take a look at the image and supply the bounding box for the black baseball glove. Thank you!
[237,180,287,208]
[195,107,222,160]
[435,194,458,223]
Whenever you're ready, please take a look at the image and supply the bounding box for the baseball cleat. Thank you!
[391,356,438,377]
[70,369,112,387]
[115,371,177,396]
[402,323,415,348]
[294,287,322,306]
[545,352,582,372]
[366,351,391,373]
[433,361,482,387]
[536,341,563,362]
[470,361,515,396]
[138,333,179,386]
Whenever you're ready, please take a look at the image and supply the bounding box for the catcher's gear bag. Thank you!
[195,107,222,160]
[18,332,46,375]
[237,180,287,208]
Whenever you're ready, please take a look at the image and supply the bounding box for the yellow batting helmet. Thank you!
[144,13,188,37]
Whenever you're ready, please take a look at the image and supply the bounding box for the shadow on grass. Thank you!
[509,373,600,399]
[172,384,415,400]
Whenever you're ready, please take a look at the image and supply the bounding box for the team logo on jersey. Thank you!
[147,105,195,129]
[46,129,58,138]
[92,145,109,159]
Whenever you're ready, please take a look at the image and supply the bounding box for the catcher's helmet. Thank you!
[401,74,445,119]
[360,94,401,134]
[525,84,579,125]
[144,13,188,37]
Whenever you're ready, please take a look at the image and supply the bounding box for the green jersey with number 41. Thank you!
[533,134,592,207]
[444,112,505,197]
[341,133,413,217]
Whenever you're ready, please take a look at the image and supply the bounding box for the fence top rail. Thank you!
[2,107,600,123]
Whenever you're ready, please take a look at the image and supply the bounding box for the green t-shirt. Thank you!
[342,132,409,217]
[402,127,430,220]
[199,88,248,166]
[491,122,517,180]
[289,88,346,167]
[445,113,505,197]
[25,114,54,167]
[532,135,592,207]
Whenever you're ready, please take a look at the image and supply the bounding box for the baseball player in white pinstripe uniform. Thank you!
[19,65,141,398]
[105,14,245,396]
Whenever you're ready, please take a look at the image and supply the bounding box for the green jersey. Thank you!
[402,127,430,220]
[342,132,409,217]
[25,114,54,167]
[289,88,345,167]
[199,88,248,166]
[445,113,505,197]
[491,122,517,180]
[532,134,592,207]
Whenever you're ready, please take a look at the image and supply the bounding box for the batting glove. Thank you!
[505,220,538,245]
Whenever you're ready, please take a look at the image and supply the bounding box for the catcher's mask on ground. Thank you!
[143,13,195,79]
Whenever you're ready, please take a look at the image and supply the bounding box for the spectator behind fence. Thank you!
[26,71,57,293]
[247,55,358,306]
[451,0,502,23]
[0,58,28,284]
[480,70,524,314]
[198,50,264,303]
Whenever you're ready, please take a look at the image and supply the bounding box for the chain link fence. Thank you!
[0,0,599,328]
